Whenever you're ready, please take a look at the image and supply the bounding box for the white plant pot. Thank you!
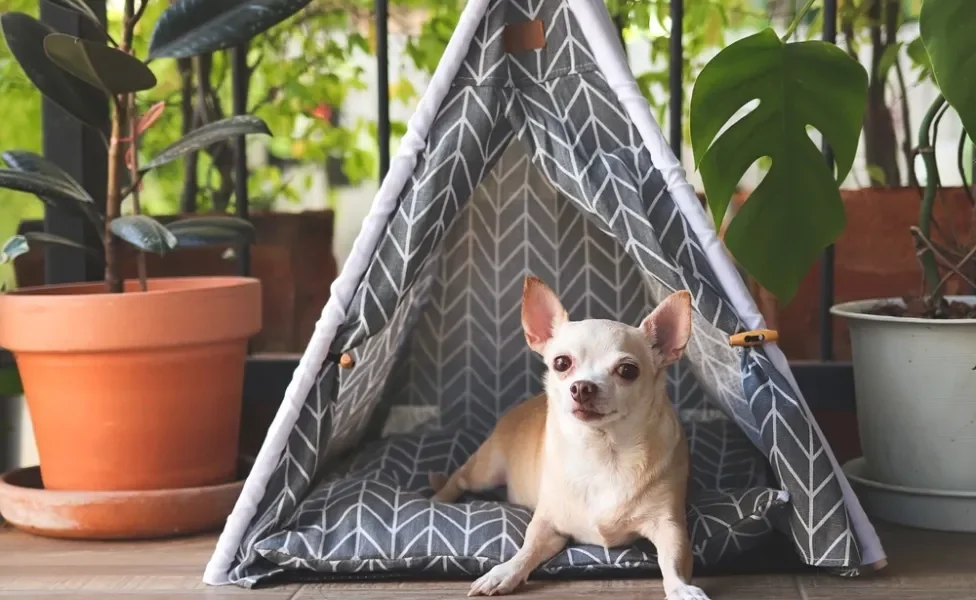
[831,297,976,492]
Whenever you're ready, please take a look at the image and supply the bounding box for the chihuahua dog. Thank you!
[430,276,708,599]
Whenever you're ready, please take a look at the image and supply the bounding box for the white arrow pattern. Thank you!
[224,0,861,587]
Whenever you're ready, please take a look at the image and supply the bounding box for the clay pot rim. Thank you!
[0,460,252,499]
[0,276,262,352]
[4,276,259,300]
[831,295,976,325]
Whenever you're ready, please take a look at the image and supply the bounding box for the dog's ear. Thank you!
[640,290,693,367]
[522,276,568,354]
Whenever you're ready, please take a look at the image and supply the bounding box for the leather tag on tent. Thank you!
[504,19,545,54]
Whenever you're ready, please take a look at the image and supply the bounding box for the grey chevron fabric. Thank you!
[223,0,863,587]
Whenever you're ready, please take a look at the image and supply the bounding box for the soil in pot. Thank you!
[0,277,261,492]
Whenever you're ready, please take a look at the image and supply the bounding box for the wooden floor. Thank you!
[1,521,974,599]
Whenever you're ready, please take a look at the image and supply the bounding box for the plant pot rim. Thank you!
[5,275,259,299]
[0,276,262,353]
[830,296,976,325]
[844,457,976,499]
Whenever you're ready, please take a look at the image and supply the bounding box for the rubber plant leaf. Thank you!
[140,116,271,172]
[42,0,105,33]
[2,150,91,200]
[0,232,97,264]
[0,13,105,130]
[689,28,868,303]
[1,150,104,235]
[0,168,102,226]
[109,215,178,254]
[169,225,255,249]
[920,0,976,142]
[0,236,29,264]
[147,0,313,60]
[167,216,255,238]
[43,33,157,96]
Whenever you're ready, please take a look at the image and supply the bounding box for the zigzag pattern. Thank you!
[225,0,862,585]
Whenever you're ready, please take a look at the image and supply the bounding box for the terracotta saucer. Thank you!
[0,460,249,540]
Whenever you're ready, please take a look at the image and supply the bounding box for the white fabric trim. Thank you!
[566,0,886,568]
[202,0,494,584]
[206,0,884,582]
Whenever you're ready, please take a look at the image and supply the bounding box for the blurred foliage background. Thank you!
[0,0,929,288]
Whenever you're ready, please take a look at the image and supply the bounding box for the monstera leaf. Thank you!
[920,0,976,142]
[147,0,313,60]
[0,13,105,130]
[44,34,157,95]
[690,28,868,302]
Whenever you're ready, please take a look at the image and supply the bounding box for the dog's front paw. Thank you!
[667,583,710,600]
[468,563,526,596]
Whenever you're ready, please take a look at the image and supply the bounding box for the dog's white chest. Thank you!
[548,457,641,547]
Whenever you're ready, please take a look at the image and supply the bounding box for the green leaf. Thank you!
[1,150,104,235]
[877,41,902,83]
[0,12,105,130]
[43,34,156,95]
[690,28,868,302]
[166,215,255,248]
[0,235,29,264]
[109,215,178,254]
[906,36,932,80]
[2,150,90,200]
[168,224,254,249]
[42,0,104,31]
[920,0,976,141]
[0,168,102,225]
[141,116,272,172]
[0,232,97,264]
[147,0,313,60]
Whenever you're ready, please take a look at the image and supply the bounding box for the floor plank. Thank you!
[1,521,975,598]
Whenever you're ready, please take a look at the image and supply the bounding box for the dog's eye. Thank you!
[553,356,572,372]
[616,363,640,380]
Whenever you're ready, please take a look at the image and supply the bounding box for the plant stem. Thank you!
[782,0,817,41]
[918,95,947,297]
[104,0,138,292]
[128,95,148,292]
[104,94,125,292]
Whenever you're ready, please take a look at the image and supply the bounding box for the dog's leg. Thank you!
[469,515,566,596]
[640,516,710,600]
[430,437,505,503]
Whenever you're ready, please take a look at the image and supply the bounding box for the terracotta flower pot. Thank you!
[0,277,261,491]
[13,210,337,353]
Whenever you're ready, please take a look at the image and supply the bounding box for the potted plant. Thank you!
[723,0,975,362]
[828,0,976,527]
[0,0,311,513]
[9,1,350,354]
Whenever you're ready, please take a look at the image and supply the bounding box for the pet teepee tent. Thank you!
[205,0,885,587]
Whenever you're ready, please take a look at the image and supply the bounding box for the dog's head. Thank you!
[521,276,692,428]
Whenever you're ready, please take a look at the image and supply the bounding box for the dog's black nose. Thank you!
[570,380,598,403]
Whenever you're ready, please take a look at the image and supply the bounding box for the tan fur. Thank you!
[430,277,708,600]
